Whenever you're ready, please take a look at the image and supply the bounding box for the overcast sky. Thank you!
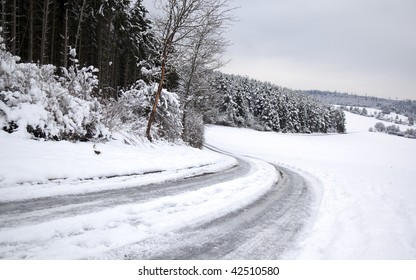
[144,0,416,100]
[221,0,416,100]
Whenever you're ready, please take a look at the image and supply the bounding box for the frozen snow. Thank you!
[205,111,416,259]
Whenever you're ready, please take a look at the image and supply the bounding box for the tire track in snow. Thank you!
[0,159,246,229]
[106,149,315,260]
[0,146,314,259]
[0,152,276,259]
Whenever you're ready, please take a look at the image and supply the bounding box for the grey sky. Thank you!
[221,0,416,100]
[143,0,416,100]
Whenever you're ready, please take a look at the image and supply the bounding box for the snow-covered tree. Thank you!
[102,80,182,141]
[145,0,234,142]
[374,122,386,132]
[0,33,108,141]
[208,72,346,134]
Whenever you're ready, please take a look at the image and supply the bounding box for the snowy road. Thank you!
[0,157,248,230]
[110,164,313,260]
[0,146,313,259]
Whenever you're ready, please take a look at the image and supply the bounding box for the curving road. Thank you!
[104,146,314,259]
[0,145,314,259]
[0,158,247,229]
[111,163,313,259]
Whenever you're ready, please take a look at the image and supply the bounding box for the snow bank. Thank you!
[0,130,237,201]
[205,111,416,259]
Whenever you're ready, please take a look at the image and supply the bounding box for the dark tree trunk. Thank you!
[11,0,16,54]
[40,0,50,64]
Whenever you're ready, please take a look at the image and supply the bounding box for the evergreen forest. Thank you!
[1,0,346,148]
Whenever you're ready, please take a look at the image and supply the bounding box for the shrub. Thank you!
[0,40,108,140]
[374,122,386,132]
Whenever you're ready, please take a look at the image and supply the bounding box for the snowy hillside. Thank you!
[206,111,416,259]
[339,105,415,127]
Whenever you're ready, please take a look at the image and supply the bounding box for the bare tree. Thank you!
[177,1,234,146]
[178,0,233,114]
[11,0,16,54]
[27,0,34,61]
[145,0,234,141]
[62,6,69,68]
[74,0,86,51]
[40,0,51,64]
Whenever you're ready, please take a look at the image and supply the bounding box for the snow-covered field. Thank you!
[339,105,415,127]
[206,111,416,259]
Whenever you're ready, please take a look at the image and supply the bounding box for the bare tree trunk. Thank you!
[40,0,51,64]
[49,0,56,65]
[74,0,86,52]
[123,55,129,88]
[78,33,82,63]
[97,17,103,93]
[28,0,33,61]
[145,33,173,141]
[145,60,166,141]
[11,0,16,54]
[63,7,69,68]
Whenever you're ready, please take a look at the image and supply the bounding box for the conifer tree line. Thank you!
[207,72,346,134]
[0,0,157,98]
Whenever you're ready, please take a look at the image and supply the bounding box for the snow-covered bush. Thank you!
[0,40,108,141]
[102,80,149,134]
[374,122,386,132]
[59,48,99,101]
[182,109,204,148]
[404,128,416,139]
[386,125,400,135]
[157,88,183,141]
[103,80,182,141]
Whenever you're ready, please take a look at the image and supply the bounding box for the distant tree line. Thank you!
[371,122,416,139]
[303,90,416,120]
[341,105,414,126]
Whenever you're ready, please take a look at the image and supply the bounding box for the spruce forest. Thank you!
[0,0,346,148]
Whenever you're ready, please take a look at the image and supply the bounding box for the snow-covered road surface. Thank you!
[1,149,307,259]
[107,164,314,260]
[0,156,247,229]
[205,112,416,259]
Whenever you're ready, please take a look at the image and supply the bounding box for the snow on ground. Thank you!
[0,157,277,259]
[338,105,415,128]
[0,129,279,259]
[0,131,237,201]
[1,110,415,259]
[205,111,416,259]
